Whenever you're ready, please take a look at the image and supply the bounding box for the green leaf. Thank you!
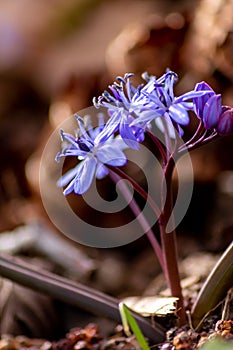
[119,302,150,350]
[191,242,233,329]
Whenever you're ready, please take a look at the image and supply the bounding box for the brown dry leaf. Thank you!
[0,277,58,338]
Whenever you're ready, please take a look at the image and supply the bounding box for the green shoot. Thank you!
[119,302,150,350]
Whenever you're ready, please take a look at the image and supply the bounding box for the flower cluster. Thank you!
[93,71,206,140]
[56,70,233,195]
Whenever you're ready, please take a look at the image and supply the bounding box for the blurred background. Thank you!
[0,0,233,339]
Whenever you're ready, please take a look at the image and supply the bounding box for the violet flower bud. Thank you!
[217,107,233,135]
[193,81,215,119]
[202,94,222,129]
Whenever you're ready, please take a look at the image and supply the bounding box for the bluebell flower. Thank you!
[94,71,193,143]
[131,71,208,137]
[93,74,148,149]
[56,114,127,195]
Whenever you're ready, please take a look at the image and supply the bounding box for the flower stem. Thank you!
[107,165,161,220]
[184,120,204,147]
[109,170,165,273]
[146,130,167,166]
[159,156,186,325]
[108,155,186,323]
[178,131,218,155]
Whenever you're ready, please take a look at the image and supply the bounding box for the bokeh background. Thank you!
[0,0,233,338]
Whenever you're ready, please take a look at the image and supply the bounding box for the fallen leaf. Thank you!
[121,296,178,317]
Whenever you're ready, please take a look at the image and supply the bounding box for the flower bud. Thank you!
[193,82,215,119]
[217,107,233,135]
[203,94,222,129]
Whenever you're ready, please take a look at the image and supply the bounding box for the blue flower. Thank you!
[131,71,208,137]
[93,74,147,149]
[56,114,127,195]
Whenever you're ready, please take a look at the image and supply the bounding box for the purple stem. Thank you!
[179,131,218,155]
[107,165,161,220]
[146,130,167,166]
[184,120,205,147]
[158,116,186,326]
[109,170,165,273]
[159,156,186,325]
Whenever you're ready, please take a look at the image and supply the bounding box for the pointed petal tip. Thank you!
[195,81,213,92]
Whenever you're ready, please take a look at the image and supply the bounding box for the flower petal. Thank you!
[194,81,213,93]
[112,134,129,151]
[131,109,161,126]
[61,157,96,195]
[217,107,233,135]
[96,164,109,179]
[97,144,127,166]
[169,104,190,125]
[203,94,222,129]
[60,130,78,145]
[57,163,81,188]
[119,121,140,149]
[176,90,212,103]
[155,117,177,139]
[94,110,121,144]
[140,76,156,94]
[193,82,215,119]
[62,149,88,157]
[73,157,97,194]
